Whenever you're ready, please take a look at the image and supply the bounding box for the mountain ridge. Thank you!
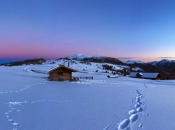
[1,54,175,79]
[148,59,175,72]
[66,54,124,65]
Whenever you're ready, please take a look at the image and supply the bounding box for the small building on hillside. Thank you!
[129,72,162,80]
[48,65,77,81]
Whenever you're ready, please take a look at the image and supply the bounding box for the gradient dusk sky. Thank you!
[1,0,175,63]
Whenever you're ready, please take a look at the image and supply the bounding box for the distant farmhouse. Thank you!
[129,72,162,80]
[48,65,77,81]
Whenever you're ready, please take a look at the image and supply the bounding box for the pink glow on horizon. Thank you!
[1,39,175,62]
[0,40,98,59]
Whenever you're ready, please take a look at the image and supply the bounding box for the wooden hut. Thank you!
[48,65,77,81]
[129,72,162,80]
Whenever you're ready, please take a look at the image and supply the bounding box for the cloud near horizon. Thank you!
[159,57,175,59]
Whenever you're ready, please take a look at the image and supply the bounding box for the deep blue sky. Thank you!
[1,0,175,63]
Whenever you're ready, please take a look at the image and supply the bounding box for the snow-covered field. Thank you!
[1,65,175,130]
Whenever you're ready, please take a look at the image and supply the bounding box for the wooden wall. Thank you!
[49,68,72,81]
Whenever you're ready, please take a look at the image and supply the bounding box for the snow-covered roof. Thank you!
[48,65,77,74]
[138,73,143,76]
[108,75,119,78]
[129,72,160,79]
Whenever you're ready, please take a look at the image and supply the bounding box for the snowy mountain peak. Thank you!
[67,54,92,60]
[66,54,124,65]
[160,59,173,63]
[148,59,175,72]
[149,59,175,66]
[67,54,107,60]
[126,60,143,64]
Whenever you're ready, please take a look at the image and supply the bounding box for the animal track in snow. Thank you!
[5,99,71,130]
[73,79,122,88]
[117,89,147,130]
[0,82,46,94]
[129,114,138,123]
[136,107,143,112]
[128,110,137,115]
[118,119,130,129]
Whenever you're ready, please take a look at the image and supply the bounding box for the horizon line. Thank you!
[1,55,175,64]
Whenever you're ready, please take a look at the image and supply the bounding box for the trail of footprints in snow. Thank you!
[0,82,45,94]
[117,90,147,130]
[73,80,137,87]
[5,99,71,130]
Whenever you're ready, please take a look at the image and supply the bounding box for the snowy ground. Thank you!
[1,66,175,130]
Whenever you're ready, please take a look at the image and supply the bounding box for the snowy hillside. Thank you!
[2,55,175,79]
[1,64,175,130]
[148,59,175,72]
[28,58,129,75]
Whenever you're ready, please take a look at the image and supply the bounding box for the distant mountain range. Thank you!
[66,54,124,65]
[1,54,175,79]
[148,59,175,66]
[148,59,175,72]
[66,54,175,79]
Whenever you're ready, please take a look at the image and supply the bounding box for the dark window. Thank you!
[57,72,63,76]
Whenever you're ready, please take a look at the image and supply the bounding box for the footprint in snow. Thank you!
[13,122,20,126]
[117,89,147,129]
[118,119,130,129]
[136,97,141,102]
[136,107,143,112]
[8,118,14,122]
[128,110,137,115]
[129,114,138,123]
[134,103,141,109]
[118,114,139,129]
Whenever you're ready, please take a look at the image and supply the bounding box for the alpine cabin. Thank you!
[48,65,77,81]
[129,72,162,80]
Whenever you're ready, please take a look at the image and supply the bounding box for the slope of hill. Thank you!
[66,54,124,65]
[148,59,175,72]
[33,58,130,75]
[149,59,175,66]
[2,64,175,130]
